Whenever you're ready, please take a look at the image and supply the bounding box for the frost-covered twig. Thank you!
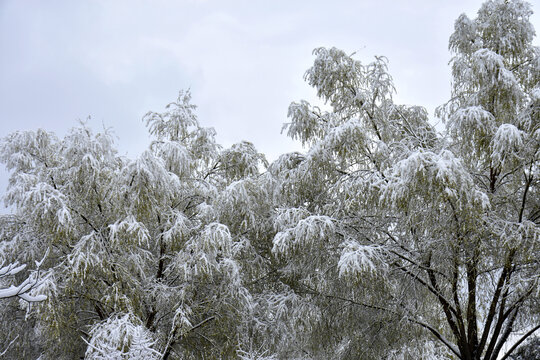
[0,249,49,302]
[0,335,19,357]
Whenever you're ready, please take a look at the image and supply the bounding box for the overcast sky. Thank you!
[1,0,539,213]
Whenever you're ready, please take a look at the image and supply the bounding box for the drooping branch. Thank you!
[297,282,463,358]
[499,324,540,360]
[395,264,458,318]
[411,318,462,359]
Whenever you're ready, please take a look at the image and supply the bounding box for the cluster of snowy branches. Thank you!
[0,0,539,359]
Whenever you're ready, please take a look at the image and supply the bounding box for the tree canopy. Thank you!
[0,0,539,359]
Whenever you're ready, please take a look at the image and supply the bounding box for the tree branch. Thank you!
[410,318,462,359]
[478,249,516,354]
[499,324,540,360]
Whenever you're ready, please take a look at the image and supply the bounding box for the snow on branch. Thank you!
[109,216,151,247]
[272,214,335,257]
[84,313,162,360]
[382,149,490,211]
[220,141,268,180]
[338,240,385,277]
[285,100,329,146]
[447,105,495,146]
[0,257,48,302]
[490,123,525,166]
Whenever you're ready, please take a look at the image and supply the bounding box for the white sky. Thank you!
[1,0,539,213]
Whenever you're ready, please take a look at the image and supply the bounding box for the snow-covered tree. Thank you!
[1,1,538,359]
[270,1,539,359]
[0,91,269,359]
[269,45,445,359]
